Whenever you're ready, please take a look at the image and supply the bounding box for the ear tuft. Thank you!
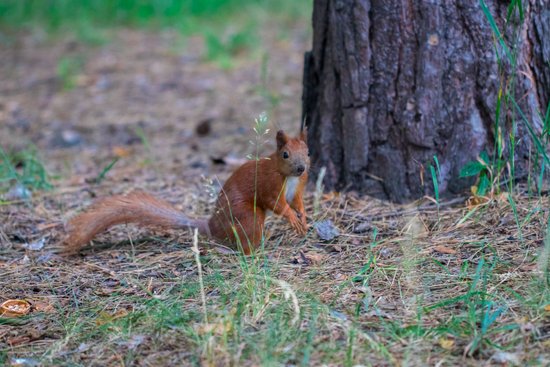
[276,130,288,150]
[300,127,308,144]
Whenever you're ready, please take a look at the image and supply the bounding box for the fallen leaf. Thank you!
[195,322,231,336]
[292,251,326,266]
[322,192,339,200]
[496,192,510,203]
[302,251,325,265]
[439,337,455,350]
[433,245,457,255]
[7,335,31,346]
[329,244,344,252]
[112,146,132,158]
[544,304,550,312]
[466,195,489,209]
[519,263,538,272]
[68,175,87,185]
[32,300,55,313]
[95,288,118,296]
[404,216,429,238]
[95,309,128,326]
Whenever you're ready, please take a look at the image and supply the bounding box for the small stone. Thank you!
[491,351,520,365]
[51,128,83,148]
[195,118,212,137]
[380,248,392,258]
[315,220,340,241]
[353,221,370,233]
[5,184,32,201]
[22,237,46,251]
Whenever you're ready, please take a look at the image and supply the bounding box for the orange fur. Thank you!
[63,130,310,255]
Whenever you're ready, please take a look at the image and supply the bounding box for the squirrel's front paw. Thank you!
[296,211,308,234]
[289,214,307,236]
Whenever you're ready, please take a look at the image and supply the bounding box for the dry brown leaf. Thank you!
[67,175,88,186]
[404,216,429,238]
[466,195,490,209]
[433,245,457,255]
[544,304,550,312]
[293,251,326,266]
[95,309,128,326]
[520,263,538,272]
[7,335,31,346]
[95,288,119,296]
[438,338,455,350]
[32,300,55,313]
[496,192,510,203]
[304,252,325,265]
[196,322,231,336]
[322,191,339,200]
[112,146,132,158]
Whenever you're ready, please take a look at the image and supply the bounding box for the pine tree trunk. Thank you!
[302,0,549,202]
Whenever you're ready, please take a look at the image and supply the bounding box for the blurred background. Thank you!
[0,0,312,198]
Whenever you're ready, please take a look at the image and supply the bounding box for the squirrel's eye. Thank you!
[282,151,289,159]
[307,151,311,157]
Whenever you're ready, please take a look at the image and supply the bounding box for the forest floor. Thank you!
[1,16,549,367]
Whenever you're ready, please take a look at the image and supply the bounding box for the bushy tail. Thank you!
[63,191,207,254]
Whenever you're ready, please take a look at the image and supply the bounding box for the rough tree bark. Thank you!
[302,0,549,202]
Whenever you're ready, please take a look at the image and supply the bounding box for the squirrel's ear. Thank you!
[299,127,308,144]
[276,130,288,150]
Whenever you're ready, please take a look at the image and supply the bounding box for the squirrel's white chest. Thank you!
[266,178,300,217]
[285,177,299,203]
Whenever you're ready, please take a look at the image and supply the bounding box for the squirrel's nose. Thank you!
[297,165,305,174]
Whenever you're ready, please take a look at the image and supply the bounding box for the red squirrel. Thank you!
[63,130,309,255]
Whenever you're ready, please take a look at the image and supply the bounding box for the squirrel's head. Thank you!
[275,130,310,177]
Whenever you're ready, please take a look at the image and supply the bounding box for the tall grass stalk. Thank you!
[538,217,550,282]
[430,155,441,224]
[191,228,208,323]
[479,0,549,197]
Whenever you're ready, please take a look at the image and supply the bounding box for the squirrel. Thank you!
[63,130,310,255]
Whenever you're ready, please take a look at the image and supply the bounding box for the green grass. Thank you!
[33,254,348,365]
[465,0,549,199]
[0,0,309,30]
[0,0,310,68]
[0,146,53,197]
[0,0,312,66]
[56,55,85,90]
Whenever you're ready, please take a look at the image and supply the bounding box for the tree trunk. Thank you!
[302,0,549,202]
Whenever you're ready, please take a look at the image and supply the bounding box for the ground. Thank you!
[1,19,549,367]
